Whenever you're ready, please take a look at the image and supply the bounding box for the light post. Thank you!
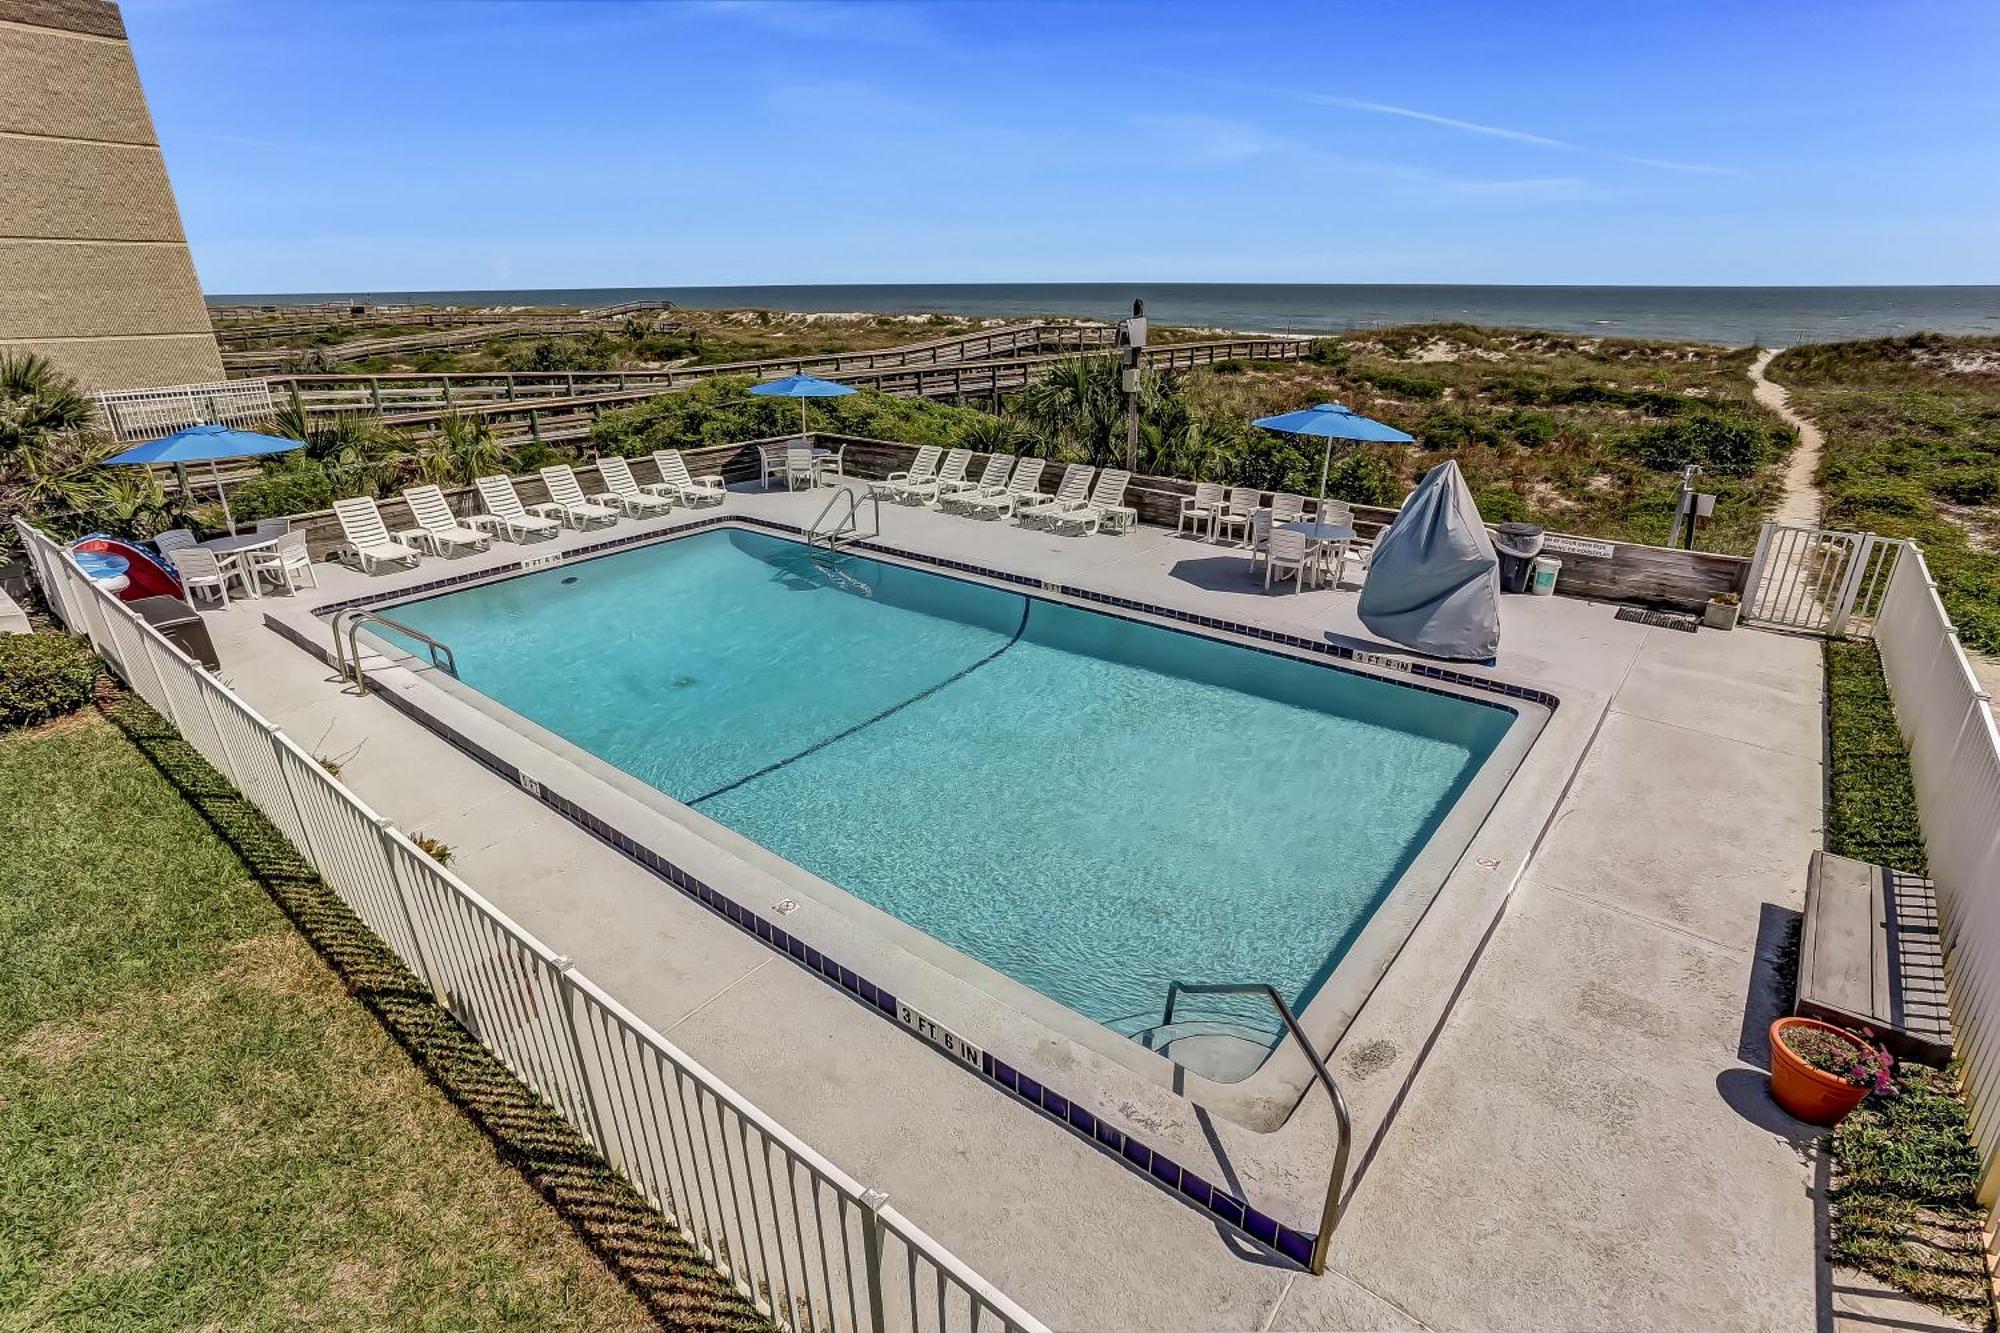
[1117,298,1146,472]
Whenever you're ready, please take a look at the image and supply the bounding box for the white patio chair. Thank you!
[1264,527,1310,593]
[940,455,1014,514]
[153,528,198,566]
[1246,509,1272,572]
[171,546,248,607]
[643,449,725,506]
[869,445,941,501]
[813,443,847,485]
[1178,483,1226,540]
[1214,486,1260,547]
[759,443,787,489]
[591,456,676,516]
[957,457,1044,519]
[783,444,817,490]
[473,474,562,542]
[248,529,317,593]
[402,483,494,553]
[1048,469,1132,537]
[535,465,619,528]
[1019,463,1095,528]
[253,517,291,538]
[334,496,422,573]
[1270,493,1307,525]
[897,447,970,505]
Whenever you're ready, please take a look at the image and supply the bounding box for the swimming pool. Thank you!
[371,527,1523,1065]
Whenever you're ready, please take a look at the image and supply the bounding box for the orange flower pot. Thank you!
[1769,1017,1872,1126]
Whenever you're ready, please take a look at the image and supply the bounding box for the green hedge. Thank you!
[1823,640,1927,873]
[0,632,101,729]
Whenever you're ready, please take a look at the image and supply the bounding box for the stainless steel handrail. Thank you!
[333,607,458,690]
[1159,980,1351,1275]
[807,485,880,551]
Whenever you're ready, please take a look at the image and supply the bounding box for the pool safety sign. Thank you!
[1540,534,1616,559]
[897,1001,985,1072]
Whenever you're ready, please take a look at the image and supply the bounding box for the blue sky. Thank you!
[125,1,2000,293]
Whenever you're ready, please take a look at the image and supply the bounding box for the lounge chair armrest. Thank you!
[696,475,724,488]
[526,501,566,517]
[638,483,673,495]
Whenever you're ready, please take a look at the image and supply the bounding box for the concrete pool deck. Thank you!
[197,480,1827,1331]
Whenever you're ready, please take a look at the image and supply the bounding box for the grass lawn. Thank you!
[0,694,766,1332]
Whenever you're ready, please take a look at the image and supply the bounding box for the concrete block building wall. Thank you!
[0,0,223,389]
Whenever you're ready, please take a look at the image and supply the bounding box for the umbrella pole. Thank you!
[212,459,234,534]
[1317,439,1332,518]
[800,396,809,443]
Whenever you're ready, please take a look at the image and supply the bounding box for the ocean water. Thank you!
[209,281,2000,347]
[378,529,1514,1038]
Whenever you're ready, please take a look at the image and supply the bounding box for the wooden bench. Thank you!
[1796,850,1953,1066]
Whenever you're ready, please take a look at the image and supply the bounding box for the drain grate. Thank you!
[1615,607,1701,633]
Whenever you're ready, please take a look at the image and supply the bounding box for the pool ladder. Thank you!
[332,608,458,692]
[807,485,879,552]
[1157,980,1352,1275]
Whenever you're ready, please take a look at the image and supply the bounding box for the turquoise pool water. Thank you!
[380,529,1515,1037]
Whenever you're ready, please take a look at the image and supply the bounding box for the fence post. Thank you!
[1741,520,1777,617]
[552,958,613,1155]
[860,1188,892,1333]
[1829,533,1877,637]
[376,818,447,1004]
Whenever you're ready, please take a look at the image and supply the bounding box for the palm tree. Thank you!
[955,414,1037,457]
[0,352,96,455]
[409,412,502,492]
[0,353,111,534]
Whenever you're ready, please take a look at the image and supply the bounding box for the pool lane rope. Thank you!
[687,595,1033,808]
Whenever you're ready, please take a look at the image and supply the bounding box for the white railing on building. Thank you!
[94,379,277,443]
[12,517,1048,1333]
[1871,545,2000,1209]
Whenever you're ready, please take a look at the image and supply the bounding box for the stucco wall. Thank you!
[0,0,223,389]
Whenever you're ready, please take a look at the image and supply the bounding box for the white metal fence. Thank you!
[1872,545,2000,1206]
[1742,520,1904,637]
[94,379,278,442]
[13,518,1047,1333]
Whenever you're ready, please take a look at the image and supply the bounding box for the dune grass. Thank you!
[1770,336,2000,654]
[0,694,769,1332]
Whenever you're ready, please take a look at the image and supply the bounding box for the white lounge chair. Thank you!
[1047,469,1133,536]
[897,447,970,505]
[955,457,1044,519]
[333,496,422,573]
[473,475,562,542]
[1179,482,1226,540]
[933,448,987,503]
[1019,463,1095,529]
[248,529,317,593]
[401,484,493,555]
[1264,527,1310,593]
[939,455,1014,514]
[869,445,941,501]
[535,465,619,529]
[644,450,725,506]
[1214,486,1260,547]
[591,457,676,516]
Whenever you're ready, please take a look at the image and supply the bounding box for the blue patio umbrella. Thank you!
[749,373,857,440]
[1252,401,1415,514]
[104,423,303,533]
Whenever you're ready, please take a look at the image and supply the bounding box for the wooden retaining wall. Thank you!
[281,432,1746,610]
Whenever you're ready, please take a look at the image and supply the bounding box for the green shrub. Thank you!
[0,632,101,729]
[1473,487,1531,523]
[1321,452,1402,506]
[1823,641,1926,873]
[226,458,335,522]
[1360,368,1446,400]
[1507,410,1559,446]
[1619,411,1789,476]
[1934,468,2000,506]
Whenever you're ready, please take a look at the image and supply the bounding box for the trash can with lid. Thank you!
[1494,522,1545,594]
[129,595,219,670]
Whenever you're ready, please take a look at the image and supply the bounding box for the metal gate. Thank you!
[1742,521,1905,637]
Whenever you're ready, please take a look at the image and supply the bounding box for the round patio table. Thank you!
[199,532,278,598]
[1278,520,1356,588]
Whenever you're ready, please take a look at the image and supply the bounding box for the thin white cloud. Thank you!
[1302,94,1735,175]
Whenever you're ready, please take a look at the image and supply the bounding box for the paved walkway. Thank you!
[1752,347,1825,529]
[200,487,1833,1329]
